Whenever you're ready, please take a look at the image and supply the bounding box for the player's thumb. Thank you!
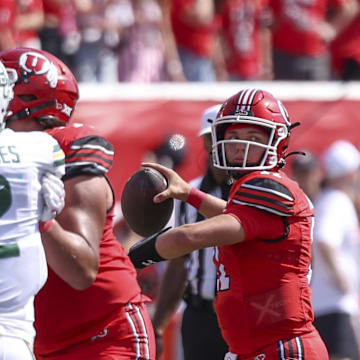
[153,190,169,203]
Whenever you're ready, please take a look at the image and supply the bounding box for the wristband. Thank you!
[187,187,206,210]
[39,219,54,234]
[128,227,171,269]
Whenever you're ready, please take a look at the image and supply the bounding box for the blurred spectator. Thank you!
[164,0,221,81]
[269,0,357,80]
[14,0,44,48]
[311,140,360,360]
[74,0,133,82]
[39,0,80,69]
[117,0,167,82]
[291,150,323,202]
[0,0,16,50]
[217,0,273,81]
[156,0,186,81]
[330,2,360,81]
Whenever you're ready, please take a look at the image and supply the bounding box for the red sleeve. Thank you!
[46,124,114,180]
[225,203,285,242]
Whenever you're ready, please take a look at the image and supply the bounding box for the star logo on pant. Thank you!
[250,294,281,325]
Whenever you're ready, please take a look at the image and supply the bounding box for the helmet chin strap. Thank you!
[279,150,306,169]
[6,100,56,123]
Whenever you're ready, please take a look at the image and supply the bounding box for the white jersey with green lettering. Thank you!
[0,128,65,345]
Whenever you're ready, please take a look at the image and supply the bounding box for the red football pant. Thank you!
[225,329,329,360]
[35,302,156,360]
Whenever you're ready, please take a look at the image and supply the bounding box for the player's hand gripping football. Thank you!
[141,162,192,203]
[40,172,65,221]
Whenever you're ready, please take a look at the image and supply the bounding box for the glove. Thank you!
[40,172,65,222]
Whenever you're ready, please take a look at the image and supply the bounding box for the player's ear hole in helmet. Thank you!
[0,47,79,129]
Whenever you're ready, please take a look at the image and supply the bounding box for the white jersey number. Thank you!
[214,246,230,291]
[0,174,20,259]
[0,175,12,217]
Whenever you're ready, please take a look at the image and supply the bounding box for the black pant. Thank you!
[181,303,228,360]
[314,312,359,360]
[342,59,360,81]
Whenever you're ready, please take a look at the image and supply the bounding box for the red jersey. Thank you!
[270,0,347,56]
[220,0,270,79]
[171,0,220,57]
[330,12,360,75]
[214,170,315,356]
[34,124,144,355]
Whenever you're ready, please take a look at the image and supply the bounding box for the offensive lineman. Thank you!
[0,47,155,360]
[129,89,329,359]
[0,60,65,359]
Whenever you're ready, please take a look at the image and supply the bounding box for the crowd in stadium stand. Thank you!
[1,2,360,360]
[1,0,360,83]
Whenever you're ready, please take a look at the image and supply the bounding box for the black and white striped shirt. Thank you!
[174,171,230,301]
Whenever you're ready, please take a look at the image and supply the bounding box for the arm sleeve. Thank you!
[225,202,286,241]
[64,135,114,180]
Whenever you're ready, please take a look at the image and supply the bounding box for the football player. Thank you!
[0,60,65,359]
[129,89,329,359]
[0,48,155,359]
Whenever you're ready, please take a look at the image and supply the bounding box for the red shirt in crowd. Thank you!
[219,0,271,79]
[170,0,220,57]
[330,12,360,75]
[0,0,16,49]
[15,0,43,47]
[270,0,348,57]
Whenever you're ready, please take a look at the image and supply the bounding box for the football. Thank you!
[121,167,174,237]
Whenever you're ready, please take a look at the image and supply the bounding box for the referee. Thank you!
[152,104,230,360]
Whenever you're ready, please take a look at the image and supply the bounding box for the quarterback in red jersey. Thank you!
[0,47,155,359]
[129,89,329,359]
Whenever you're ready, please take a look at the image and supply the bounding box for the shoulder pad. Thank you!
[47,124,114,179]
[232,175,295,216]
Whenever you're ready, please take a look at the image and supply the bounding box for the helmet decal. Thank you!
[56,102,73,117]
[19,51,58,88]
[235,88,258,115]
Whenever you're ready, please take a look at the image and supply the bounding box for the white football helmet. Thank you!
[0,60,14,130]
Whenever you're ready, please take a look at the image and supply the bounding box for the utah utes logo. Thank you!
[18,52,58,88]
